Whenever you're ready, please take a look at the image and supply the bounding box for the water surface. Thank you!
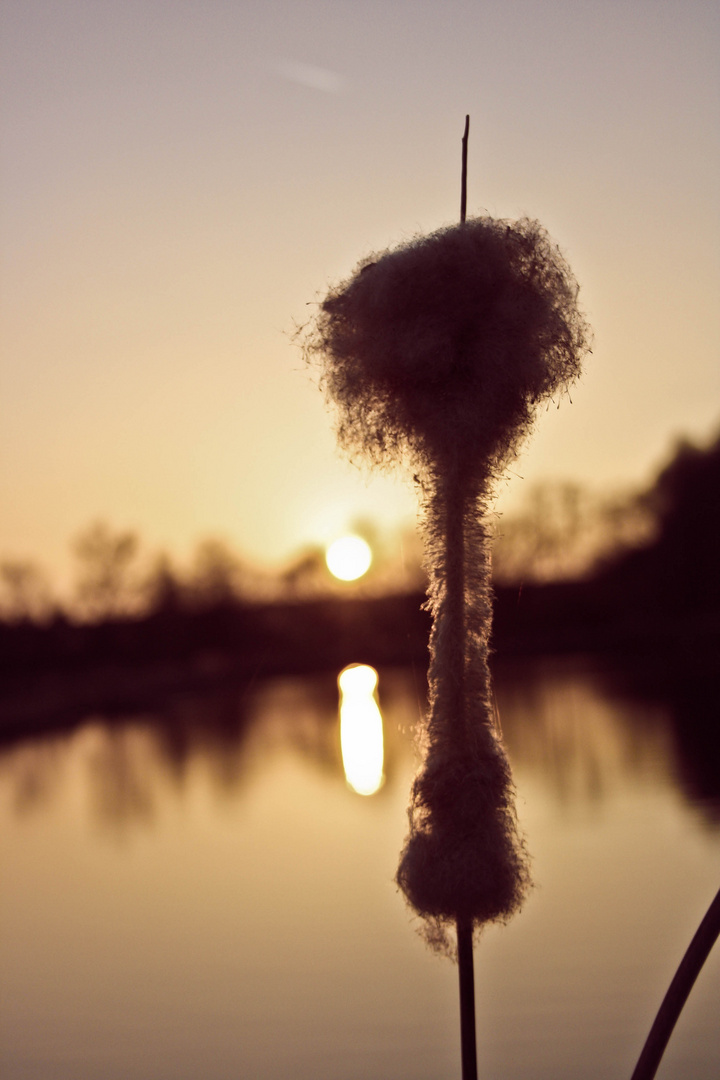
[1,656,718,1079]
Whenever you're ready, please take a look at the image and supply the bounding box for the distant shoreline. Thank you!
[1,581,717,744]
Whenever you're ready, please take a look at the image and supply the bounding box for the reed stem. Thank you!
[444,481,479,1080]
[458,916,479,1080]
[455,114,477,1080]
[630,886,720,1080]
[460,115,469,225]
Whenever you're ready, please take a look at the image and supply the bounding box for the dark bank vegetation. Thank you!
[496,429,720,653]
[1,428,718,738]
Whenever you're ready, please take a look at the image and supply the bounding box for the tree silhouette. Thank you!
[72,521,142,620]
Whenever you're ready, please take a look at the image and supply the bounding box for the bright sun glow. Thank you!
[325,535,372,581]
[338,664,384,796]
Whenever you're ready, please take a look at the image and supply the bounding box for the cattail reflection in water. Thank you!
[338,664,385,796]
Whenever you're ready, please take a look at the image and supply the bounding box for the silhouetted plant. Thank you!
[305,213,590,951]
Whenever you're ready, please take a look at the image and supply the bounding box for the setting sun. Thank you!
[325,535,372,582]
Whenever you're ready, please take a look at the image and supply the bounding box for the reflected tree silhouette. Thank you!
[0,674,352,830]
[86,723,159,831]
[494,659,677,808]
[1,660,717,838]
[0,731,68,815]
[602,658,720,827]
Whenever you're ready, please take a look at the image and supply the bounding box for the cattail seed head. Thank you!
[305,213,590,951]
[305,216,590,485]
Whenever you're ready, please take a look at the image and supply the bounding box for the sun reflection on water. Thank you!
[338,664,385,796]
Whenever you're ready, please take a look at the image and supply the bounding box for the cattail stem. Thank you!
[460,115,469,225]
[444,481,479,1080]
[630,886,720,1080]
[445,482,467,728]
[458,916,478,1080]
[455,109,476,1080]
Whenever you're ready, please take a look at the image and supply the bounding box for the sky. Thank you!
[2,0,719,589]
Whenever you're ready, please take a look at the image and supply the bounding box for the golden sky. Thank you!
[2,0,718,586]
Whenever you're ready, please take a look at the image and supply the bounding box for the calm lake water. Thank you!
[1,655,719,1080]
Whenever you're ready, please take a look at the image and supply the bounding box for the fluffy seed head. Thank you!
[305,216,590,483]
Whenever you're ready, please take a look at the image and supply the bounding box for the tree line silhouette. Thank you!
[0,427,718,736]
